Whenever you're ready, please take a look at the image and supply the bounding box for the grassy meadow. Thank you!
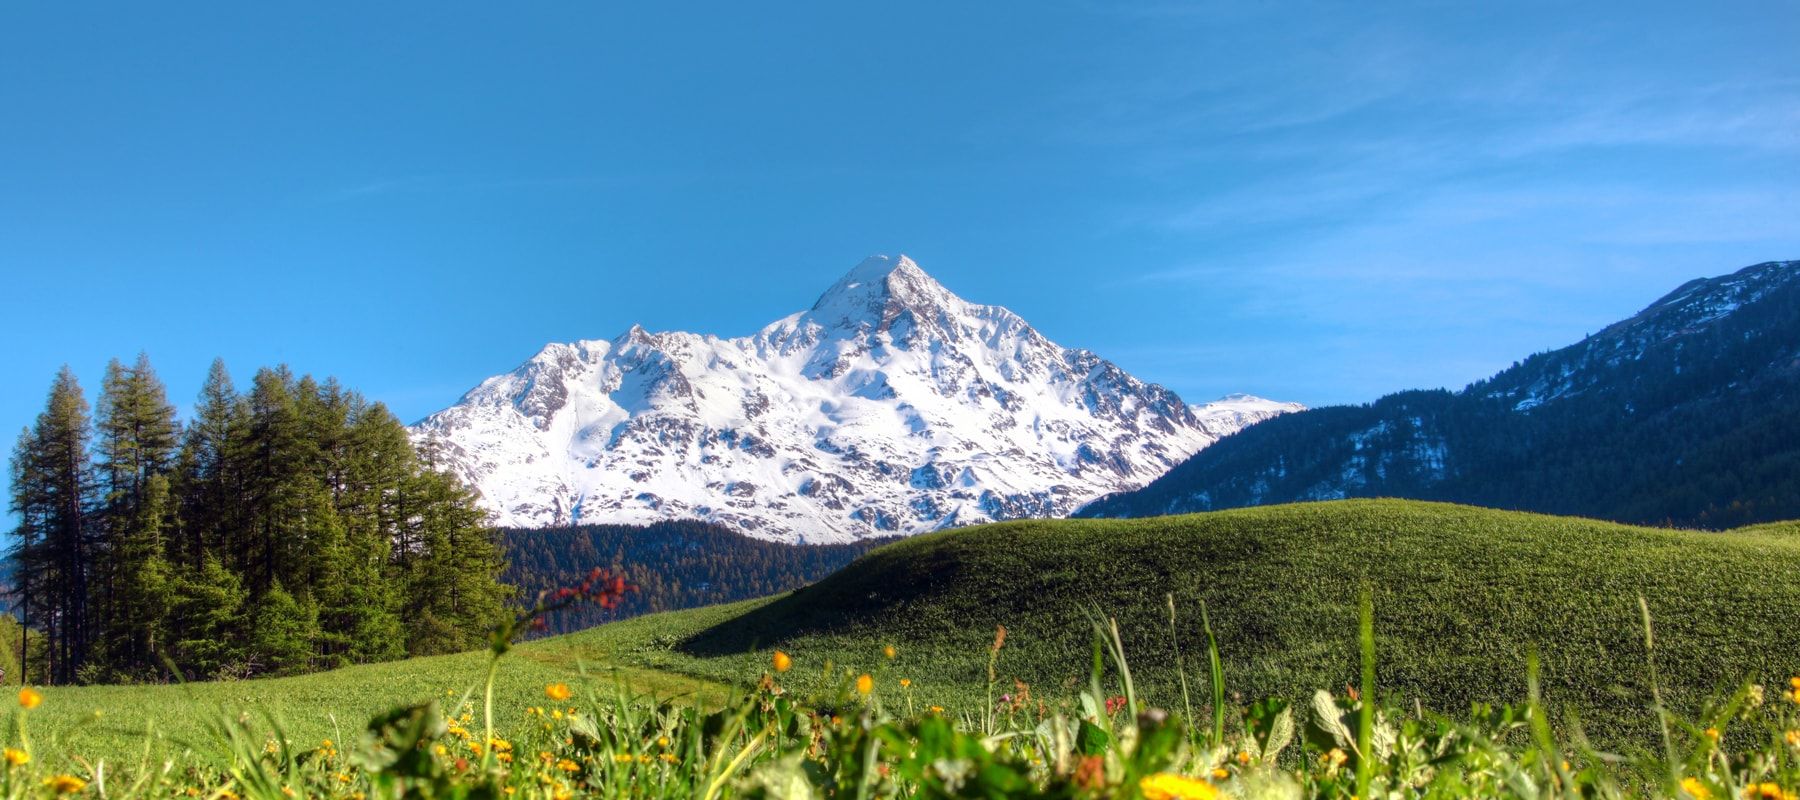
[7,499,1800,798]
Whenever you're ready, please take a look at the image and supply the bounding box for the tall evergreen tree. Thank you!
[8,368,98,684]
[94,354,180,677]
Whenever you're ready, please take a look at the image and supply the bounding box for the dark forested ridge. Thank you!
[501,521,886,636]
[7,356,510,684]
[1080,260,1800,529]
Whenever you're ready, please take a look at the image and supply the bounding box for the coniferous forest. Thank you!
[500,521,885,636]
[6,355,512,685]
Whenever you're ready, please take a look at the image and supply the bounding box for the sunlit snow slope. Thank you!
[414,256,1298,542]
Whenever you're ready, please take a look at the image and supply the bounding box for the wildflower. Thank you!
[1211,768,1230,780]
[43,775,87,794]
[1749,782,1788,800]
[18,688,41,710]
[1139,773,1221,800]
[1236,751,1251,766]
[929,705,945,714]
[772,651,792,672]
[856,674,873,695]
[1705,727,1720,742]
[899,678,912,688]
[883,645,897,660]
[545,683,573,701]
[1682,777,1711,799]
[659,753,677,763]
[1105,695,1128,715]
[1321,747,1348,776]
[3,747,28,766]
[433,744,448,756]
[657,736,669,748]
[1785,730,1800,749]
[558,759,580,772]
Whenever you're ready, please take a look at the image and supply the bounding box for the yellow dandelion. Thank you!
[1785,730,1800,748]
[657,736,669,748]
[3,747,28,766]
[1139,772,1220,800]
[1681,777,1711,799]
[1236,750,1251,766]
[545,683,572,702]
[899,678,912,688]
[558,758,580,772]
[18,688,42,710]
[659,753,677,763]
[1211,767,1230,780]
[772,651,792,673]
[883,645,897,660]
[43,775,87,795]
[856,673,873,695]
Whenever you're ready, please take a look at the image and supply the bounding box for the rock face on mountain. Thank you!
[414,256,1298,542]
[1078,260,1800,529]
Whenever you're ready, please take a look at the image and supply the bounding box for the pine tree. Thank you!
[94,355,180,677]
[174,359,243,570]
[248,581,317,676]
[167,555,246,679]
[7,368,98,684]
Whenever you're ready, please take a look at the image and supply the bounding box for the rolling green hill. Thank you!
[23,499,1800,766]
[589,500,1800,746]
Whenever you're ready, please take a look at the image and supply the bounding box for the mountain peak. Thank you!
[809,254,955,318]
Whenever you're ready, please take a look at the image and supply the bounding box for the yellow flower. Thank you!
[557,758,580,772]
[772,650,792,673]
[929,705,945,714]
[3,747,28,766]
[545,683,572,702]
[659,753,678,763]
[43,775,87,794]
[883,645,897,660]
[856,674,873,695]
[18,688,42,710]
[1681,777,1711,799]
[1236,751,1251,765]
[1211,768,1230,780]
[1785,730,1800,748]
[1139,773,1220,800]
[899,678,912,688]
[657,736,669,748]
[1704,727,1720,741]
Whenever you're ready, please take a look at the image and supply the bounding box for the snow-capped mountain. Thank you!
[413,256,1298,542]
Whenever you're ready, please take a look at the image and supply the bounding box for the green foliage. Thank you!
[6,356,512,685]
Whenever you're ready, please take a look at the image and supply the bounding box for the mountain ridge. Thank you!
[415,255,1299,542]
[1078,259,1800,527]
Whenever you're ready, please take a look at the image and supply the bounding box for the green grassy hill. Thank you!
[584,500,1800,746]
[23,499,1800,766]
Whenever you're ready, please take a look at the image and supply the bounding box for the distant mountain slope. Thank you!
[1078,260,1800,528]
[415,256,1298,542]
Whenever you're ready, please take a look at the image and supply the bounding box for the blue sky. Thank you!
[2,1,1797,442]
